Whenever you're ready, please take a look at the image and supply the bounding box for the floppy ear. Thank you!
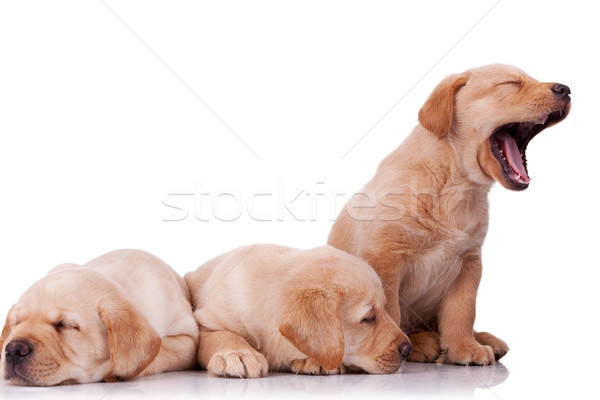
[0,307,14,353]
[418,74,468,139]
[98,298,162,382]
[278,288,345,371]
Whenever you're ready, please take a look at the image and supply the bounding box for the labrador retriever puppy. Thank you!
[0,249,199,386]
[184,244,412,378]
[328,64,571,365]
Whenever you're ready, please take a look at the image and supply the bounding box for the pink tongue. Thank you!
[495,131,530,182]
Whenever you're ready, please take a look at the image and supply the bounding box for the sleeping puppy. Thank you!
[328,64,571,365]
[0,249,199,386]
[184,244,412,378]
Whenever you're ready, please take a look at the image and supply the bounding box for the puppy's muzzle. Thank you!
[5,339,33,366]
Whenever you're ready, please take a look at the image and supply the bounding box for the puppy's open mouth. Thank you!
[490,108,567,189]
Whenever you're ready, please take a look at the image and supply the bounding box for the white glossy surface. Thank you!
[0,362,510,400]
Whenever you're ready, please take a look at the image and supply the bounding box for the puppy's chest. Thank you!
[399,204,488,309]
[402,238,464,292]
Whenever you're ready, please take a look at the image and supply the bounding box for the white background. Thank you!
[1,1,598,399]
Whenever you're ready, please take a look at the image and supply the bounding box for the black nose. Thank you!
[5,339,33,364]
[398,341,413,359]
[551,83,570,99]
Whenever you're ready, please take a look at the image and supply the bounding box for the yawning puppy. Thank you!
[328,64,571,365]
[184,244,411,378]
[0,249,199,385]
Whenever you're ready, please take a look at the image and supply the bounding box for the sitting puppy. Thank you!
[184,244,412,378]
[328,64,571,365]
[0,249,199,386]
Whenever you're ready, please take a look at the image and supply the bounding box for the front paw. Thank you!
[207,349,269,378]
[475,331,509,361]
[407,331,441,363]
[290,358,345,375]
[443,341,495,366]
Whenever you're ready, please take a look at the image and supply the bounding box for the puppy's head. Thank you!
[0,267,161,386]
[278,256,410,374]
[419,64,571,190]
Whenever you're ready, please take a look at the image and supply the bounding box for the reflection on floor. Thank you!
[0,362,510,400]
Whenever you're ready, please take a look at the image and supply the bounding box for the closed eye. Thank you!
[498,80,522,88]
[54,321,80,332]
[361,315,376,324]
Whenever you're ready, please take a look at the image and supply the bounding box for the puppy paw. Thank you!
[443,341,495,366]
[290,358,344,375]
[207,349,269,378]
[406,331,441,363]
[475,331,509,361]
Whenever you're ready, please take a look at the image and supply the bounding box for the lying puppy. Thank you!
[184,244,412,378]
[0,249,199,386]
[328,64,571,365]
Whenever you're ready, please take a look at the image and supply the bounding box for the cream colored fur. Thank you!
[0,249,199,386]
[185,244,410,378]
[329,64,570,365]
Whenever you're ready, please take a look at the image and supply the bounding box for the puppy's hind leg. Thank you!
[199,328,268,379]
[139,334,199,376]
